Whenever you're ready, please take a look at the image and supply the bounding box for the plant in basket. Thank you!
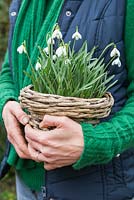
[18,24,121,129]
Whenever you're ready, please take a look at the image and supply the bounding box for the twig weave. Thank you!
[19,85,114,128]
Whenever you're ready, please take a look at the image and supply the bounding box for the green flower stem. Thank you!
[23,41,34,68]
[98,42,115,60]
[105,55,117,69]
[25,51,34,68]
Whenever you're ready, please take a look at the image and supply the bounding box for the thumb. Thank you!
[39,115,65,129]
[11,102,29,125]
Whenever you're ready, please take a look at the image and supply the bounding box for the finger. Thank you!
[44,162,68,171]
[28,144,41,162]
[27,139,77,164]
[27,143,54,163]
[26,138,55,163]
[25,124,59,144]
[44,159,75,170]
[44,163,62,171]
[39,115,68,129]
[10,102,29,125]
[25,124,46,144]
[26,138,56,160]
[12,141,30,159]
[26,137,43,152]
[27,143,51,163]
[6,113,30,159]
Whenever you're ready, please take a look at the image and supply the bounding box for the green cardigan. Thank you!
[0,0,134,190]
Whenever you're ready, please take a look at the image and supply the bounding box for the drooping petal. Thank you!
[53,55,57,61]
[112,57,121,67]
[35,62,42,71]
[117,59,121,67]
[43,47,49,54]
[110,47,120,58]
[17,44,26,54]
[72,31,82,40]
[47,37,55,45]
[52,29,62,40]
[56,46,67,57]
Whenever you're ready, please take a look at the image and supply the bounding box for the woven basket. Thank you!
[19,85,114,129]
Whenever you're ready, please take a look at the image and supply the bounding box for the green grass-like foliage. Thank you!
[23,25,118,98]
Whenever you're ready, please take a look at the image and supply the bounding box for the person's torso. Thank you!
[8,1,134,199]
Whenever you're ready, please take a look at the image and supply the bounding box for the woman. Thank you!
[1,0,134,199]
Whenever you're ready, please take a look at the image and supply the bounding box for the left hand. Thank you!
[25,115,84,170]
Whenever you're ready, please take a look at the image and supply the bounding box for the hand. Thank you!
[25,115,84,170]
[2,101,31,159]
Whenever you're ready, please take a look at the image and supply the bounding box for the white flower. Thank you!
[110,47,120,58]
[53,55,57,61]
[35,62,42,71]
[43,47,49,54]
[111,47,121,67]
[72,30,82,40]
[112,57,121,67]
[17,44,26,54]
[47,37,55,45]
[56,46,67,57]
[52,29,62,39]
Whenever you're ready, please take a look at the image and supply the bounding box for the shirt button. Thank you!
[11,11,17,16]
[66,10,72,17]
[116,154,120,157]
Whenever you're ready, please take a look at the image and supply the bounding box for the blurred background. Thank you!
[0,0,16,199]
[0,0,10,63]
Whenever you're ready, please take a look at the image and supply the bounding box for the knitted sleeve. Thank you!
[73,0,134,169]
[0,51,18,122]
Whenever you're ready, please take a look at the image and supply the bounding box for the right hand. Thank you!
[2,101,31,159]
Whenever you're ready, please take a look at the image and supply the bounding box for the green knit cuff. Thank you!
[73,122,114,170]
[73,122,95,170]
[0,92,18,122]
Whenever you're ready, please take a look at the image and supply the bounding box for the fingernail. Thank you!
[39,123,43,128]
[22,117,29,125]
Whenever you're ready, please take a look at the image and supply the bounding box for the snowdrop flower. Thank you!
[110,47,120,58]
[35,62,42,71]
[56,46,67,57]
[43,47,49,54]
[53,55,57,61]
[112,57,121,67]
[47,37,55,45]
[17,44,26,54]
[72,30,82,40]
[52,29,62,40]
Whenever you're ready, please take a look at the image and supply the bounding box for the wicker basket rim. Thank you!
[20,85,113,101]
[19,85,114,126]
